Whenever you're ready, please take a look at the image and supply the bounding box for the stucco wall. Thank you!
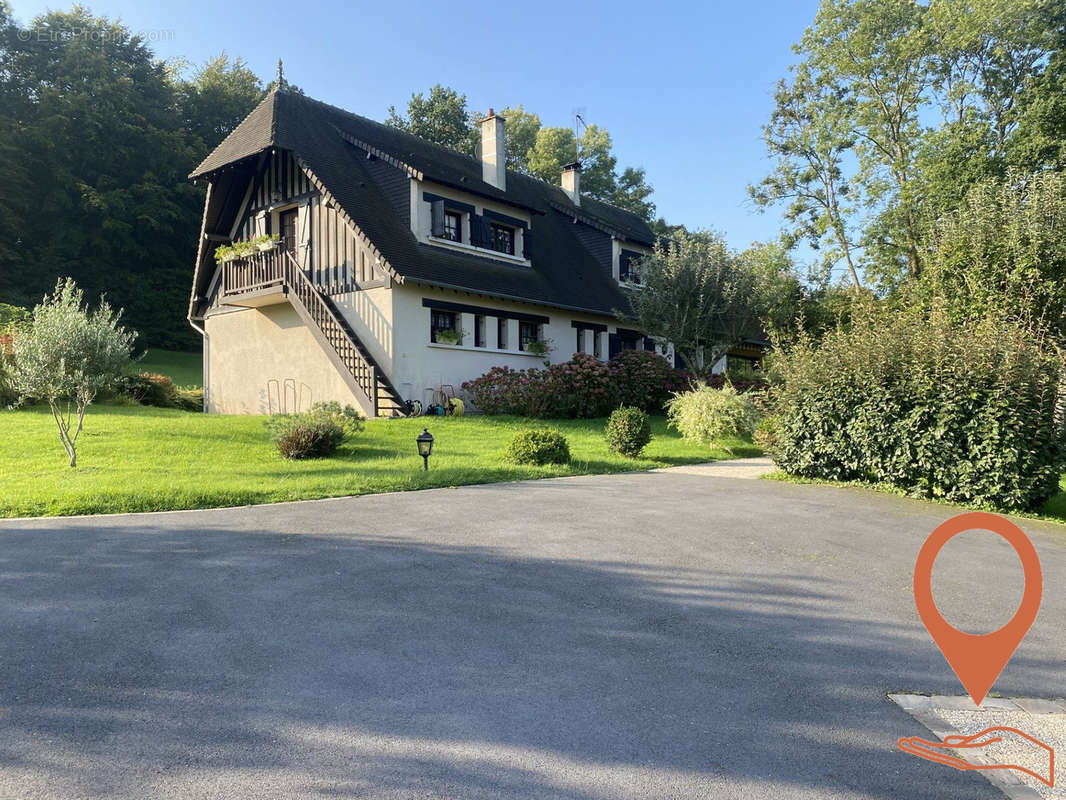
[204,303,364,415]
[328,284,395,374]
[390,284,637,409]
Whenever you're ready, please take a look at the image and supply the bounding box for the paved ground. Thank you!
[1,469,1064,799]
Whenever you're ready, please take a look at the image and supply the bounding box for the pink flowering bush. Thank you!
[463,350,767,418]
[462,356,615,418]
[461,365,545,416]
[541,353,617,418]
[607,350,688,412]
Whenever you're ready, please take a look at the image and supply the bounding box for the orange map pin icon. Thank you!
[914,512,1042,706]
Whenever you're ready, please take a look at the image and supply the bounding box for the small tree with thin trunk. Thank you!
[624,232,762,376]
[12,279,134,467]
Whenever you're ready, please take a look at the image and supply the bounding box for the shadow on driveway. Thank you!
[0,475,1057,798]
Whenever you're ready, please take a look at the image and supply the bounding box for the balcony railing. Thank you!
[220,246,287,298]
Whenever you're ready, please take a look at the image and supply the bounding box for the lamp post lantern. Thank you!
[416,428,434,471]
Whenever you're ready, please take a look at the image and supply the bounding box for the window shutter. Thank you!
[522,230,533,259]
[430,200,445,237]
[471,215,489,248]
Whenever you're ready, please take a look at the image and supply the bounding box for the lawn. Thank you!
[0,405,758,517]
[136,349,203,387]
[765,470,1066,527]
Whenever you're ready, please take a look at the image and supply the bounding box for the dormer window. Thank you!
[491,223,515,255]
[443,210,462,242]
[619,249,644,284]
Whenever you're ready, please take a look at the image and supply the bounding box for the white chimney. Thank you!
[480,108,506,191]
[561,161,581,205]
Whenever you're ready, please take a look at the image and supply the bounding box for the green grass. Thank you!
[136,349,202,387]
[0,405,759,518]
[764,470,1066,527]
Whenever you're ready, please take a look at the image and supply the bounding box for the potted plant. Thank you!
[214,244,236,264]
[434,328,464,346]
[254,234,280,252]
[525,337,553,365]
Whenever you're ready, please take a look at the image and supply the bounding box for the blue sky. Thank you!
[12,0,819,256]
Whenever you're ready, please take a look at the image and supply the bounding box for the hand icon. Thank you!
[898,726,1054,787]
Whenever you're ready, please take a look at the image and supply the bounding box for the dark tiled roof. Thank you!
[190,90,653,316]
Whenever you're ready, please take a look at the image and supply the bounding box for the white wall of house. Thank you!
[203,303,365,415]
[389,283,625,410]
[329,284,396,376]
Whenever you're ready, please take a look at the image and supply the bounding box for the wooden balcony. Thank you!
[219,247,289,307]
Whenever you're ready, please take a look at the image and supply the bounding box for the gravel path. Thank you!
[937,710,1064,798]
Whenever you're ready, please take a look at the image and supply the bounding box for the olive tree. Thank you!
[12,278,135,467]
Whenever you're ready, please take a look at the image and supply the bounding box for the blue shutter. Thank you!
[522,230,533,259]
[430,200,445,237]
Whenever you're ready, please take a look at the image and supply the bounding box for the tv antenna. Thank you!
[572,107,587,140]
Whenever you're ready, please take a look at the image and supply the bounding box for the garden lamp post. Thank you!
[416,428,434,471]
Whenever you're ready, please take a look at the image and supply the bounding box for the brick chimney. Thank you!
[480,109,506,191]
[561,161,581,205]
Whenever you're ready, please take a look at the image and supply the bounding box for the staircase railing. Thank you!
[280,251,380,416]
[220,247,401,417]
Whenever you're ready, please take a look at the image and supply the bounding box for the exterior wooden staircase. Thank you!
[220,248,404,417]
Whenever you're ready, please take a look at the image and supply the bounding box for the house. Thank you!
[187,88,666,416]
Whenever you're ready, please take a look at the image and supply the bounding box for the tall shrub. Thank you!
[541,354,616,418]
[12,279,135,467]
[666,382,760,446]
[766,305,1066,510]
[607,349,687,412]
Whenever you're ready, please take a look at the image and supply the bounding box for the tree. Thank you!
[498,105,541,170]
[915,170,1066,336]
[0,7,204,349]
[797,0,930,284]
[526,126,579,184]
[576,124,618,197]
[1009,1,1066,171]
[387,85,659,220]
[738,242,806,339]
[624,232,761,375]
[757,0,1059,290]
[750,67,863,288]
[182,55,264,158]
[611,166,656,219]
[12,279,135,467]
[386,84,477,155]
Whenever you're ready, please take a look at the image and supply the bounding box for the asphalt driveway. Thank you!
[0,471,1063,799]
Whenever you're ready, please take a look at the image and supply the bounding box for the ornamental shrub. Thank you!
[666,382,760,446]
[706,373,768,394]
[121,372,176,407]
[266,401,365,459]
[461,365,544,416]
[462,355,615,418]
[0,330,17,406]
[767,305,1066,510]
[605,406,652,458]
[607,350,688,412]
[541,353,616,417]
[504,428,571,465]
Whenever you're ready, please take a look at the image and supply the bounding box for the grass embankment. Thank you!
[136,349,202,387]
[765,470,1066,527]
[0,405,757,517]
